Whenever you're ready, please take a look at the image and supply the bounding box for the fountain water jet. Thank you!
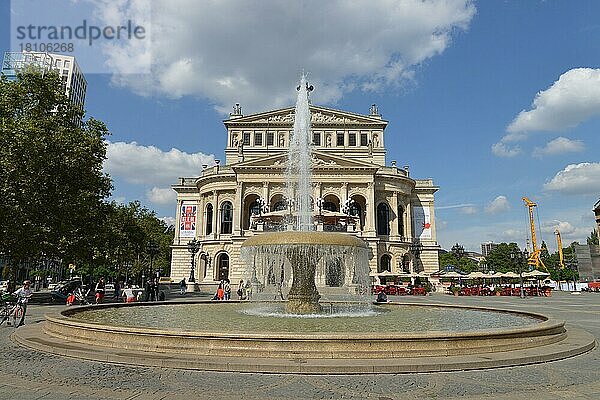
[241,75,370,314]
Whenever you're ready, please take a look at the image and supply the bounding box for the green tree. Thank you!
[438,251,478,273]
[0,70,112,274]
[484,242,523,272]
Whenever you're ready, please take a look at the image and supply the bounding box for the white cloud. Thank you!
[147,187,176,205]
[541,220,591,244]
[104,141,214,186]
[501,229,523,241]
[159,216,176,228]
[543,162,600,194]
[460,206,478,215]
[532,137,585,158]
[93,0,476,113]
[507,68,600,135]
[491,142,521,157]
[485,196,510,214]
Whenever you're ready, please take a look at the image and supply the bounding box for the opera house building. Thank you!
[169,104,440,289]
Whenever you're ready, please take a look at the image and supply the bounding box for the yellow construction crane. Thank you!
[555,230,565,269]
[522,197,546,270]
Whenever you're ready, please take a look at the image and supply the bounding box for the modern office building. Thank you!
[1,51,86,106]
[595,199,600,243]
[169,103,440,290]
[481,242,498,257]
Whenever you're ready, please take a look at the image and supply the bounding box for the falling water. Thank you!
[286,74,313,231]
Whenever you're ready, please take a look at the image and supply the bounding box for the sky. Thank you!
[2,0,599,253]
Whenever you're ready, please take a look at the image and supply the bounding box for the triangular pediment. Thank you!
[224,105,388,126]
[232,151,380,171]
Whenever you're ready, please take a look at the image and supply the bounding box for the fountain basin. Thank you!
[40,301,566,360]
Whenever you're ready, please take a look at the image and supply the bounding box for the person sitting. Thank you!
[376,291,388,303]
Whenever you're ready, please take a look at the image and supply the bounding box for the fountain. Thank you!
[241,74,370,314]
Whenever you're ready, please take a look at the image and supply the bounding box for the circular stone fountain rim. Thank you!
[241,231,368,248]
[52,301,560,340]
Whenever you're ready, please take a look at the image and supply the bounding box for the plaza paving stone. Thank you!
[0,292,598,399]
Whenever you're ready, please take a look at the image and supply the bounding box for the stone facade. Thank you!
[170,105,440,288]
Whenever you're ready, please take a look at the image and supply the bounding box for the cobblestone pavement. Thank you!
[0,292,598,399]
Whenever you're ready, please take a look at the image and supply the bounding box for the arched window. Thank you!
[220,201,233,234]
[205,204,213,235]
[217,253,229,281]
[398,205,404,237]
[377,203,390,235]
[379,254,391,273]
[249,200,260,216]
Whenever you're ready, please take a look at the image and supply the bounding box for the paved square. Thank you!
[1,292,598,399]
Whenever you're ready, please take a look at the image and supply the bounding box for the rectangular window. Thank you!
[336,132,345,146]
[267,131,274,146]
[313,132,321,146]
[348,132,356,146]
[64,60,70,68]
[360,133,368,146]
[254,132,263,146]
[242,132,250,145]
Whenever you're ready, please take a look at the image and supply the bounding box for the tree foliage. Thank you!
[0,70,112,265]
[0,71,175,284]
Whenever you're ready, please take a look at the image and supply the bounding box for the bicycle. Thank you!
[0,294,25,327]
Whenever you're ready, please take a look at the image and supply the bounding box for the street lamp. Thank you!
[410,241,423,274]
[567,255,579,291]
[510,248,527,299]
[147,241,159,282]
[187,239,200,283]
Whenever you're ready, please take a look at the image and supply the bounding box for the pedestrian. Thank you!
[237,279,245,300]
[179,278,186,295]
[155,278,161,301]
[122,284,136,303]
[94,277,106,304]
[223,279,231,300]
[216,281,224,301]
[113,280,121,300]
[151,278,158,301]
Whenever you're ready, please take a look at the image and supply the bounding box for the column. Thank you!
[390,192,399,238]
[405,201,413,242]
[365,181,376,235]
[174,199,182,244]
[234,182,243,236]
[262,181,269,207]
[213,190,219,240]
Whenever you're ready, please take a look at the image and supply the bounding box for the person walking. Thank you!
[113,280,121,300]
[94,277,106,304]
[237,279,245,300]
[216,281,224,301]
[223,279,231,301]
[179,278,186,295]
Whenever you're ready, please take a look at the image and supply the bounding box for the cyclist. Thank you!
[12,280,33,327]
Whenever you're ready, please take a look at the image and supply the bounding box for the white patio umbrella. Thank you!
[441,271,464,278]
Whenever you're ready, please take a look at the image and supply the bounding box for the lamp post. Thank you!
[511,248,527,299]
[567,255,579,292]
[147,241,159,282]
[410,241,423,275]
[187,239,200,283]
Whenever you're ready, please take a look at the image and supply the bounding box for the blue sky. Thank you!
[2,1,599,253]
